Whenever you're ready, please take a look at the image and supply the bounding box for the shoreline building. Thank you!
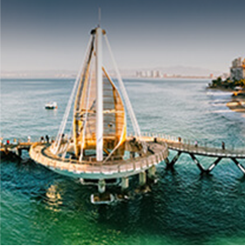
[230,57,245,81]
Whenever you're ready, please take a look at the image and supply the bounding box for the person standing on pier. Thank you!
[222,141,225,150]
[45,135,49,143]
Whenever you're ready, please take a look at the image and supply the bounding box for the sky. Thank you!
[1,0,245,75]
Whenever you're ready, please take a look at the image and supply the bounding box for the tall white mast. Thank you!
[96,27,103,161]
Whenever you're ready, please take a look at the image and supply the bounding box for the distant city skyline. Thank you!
[1,0,245,76]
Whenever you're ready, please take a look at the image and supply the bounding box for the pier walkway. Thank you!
[163,139,245,158]
[0,142,34,157]
[29,141,168,179]
[139,133,245,174]
[1,133,245,174]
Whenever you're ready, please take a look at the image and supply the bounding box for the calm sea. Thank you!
[1,78,245,245]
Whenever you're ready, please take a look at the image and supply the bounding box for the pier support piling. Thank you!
[148,165,156,179]
[207,157,222,172]
[190,154,222,174]
[121,177,129,190]
[139,171,146,186]
[189,154,205,173]
[98,179,106,193]
[231,158,245,174]
[17,148,22,157]
[165,151,181,169]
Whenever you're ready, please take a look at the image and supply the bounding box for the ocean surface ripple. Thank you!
[1,78,245,245]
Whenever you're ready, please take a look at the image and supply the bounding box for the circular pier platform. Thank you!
[29,138,168,180]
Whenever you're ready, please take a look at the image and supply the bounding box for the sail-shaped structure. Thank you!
[73,34,127,160]
[29,26,168,194]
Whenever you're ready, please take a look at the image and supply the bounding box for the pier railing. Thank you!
[2,132,244,157]
[137,132,245,155]
[29,140,169,177]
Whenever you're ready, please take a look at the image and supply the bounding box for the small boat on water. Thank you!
[45,102,58,109]
[91,193,115,205]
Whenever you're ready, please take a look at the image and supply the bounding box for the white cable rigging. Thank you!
[79,57,94,161]
[52,36,93,155]
[104,35,141,137]
[52,30,146,157]
[104,34,147,153]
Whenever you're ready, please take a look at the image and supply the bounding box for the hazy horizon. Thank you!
[1,0,245,75]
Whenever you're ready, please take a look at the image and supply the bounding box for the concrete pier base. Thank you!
[121,177,129,190]
[139,171,146,186]
[98,179,106,193]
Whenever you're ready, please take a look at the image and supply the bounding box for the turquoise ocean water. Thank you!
[0,78,245,245]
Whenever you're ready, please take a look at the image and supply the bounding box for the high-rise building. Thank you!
[230,57,245,81]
